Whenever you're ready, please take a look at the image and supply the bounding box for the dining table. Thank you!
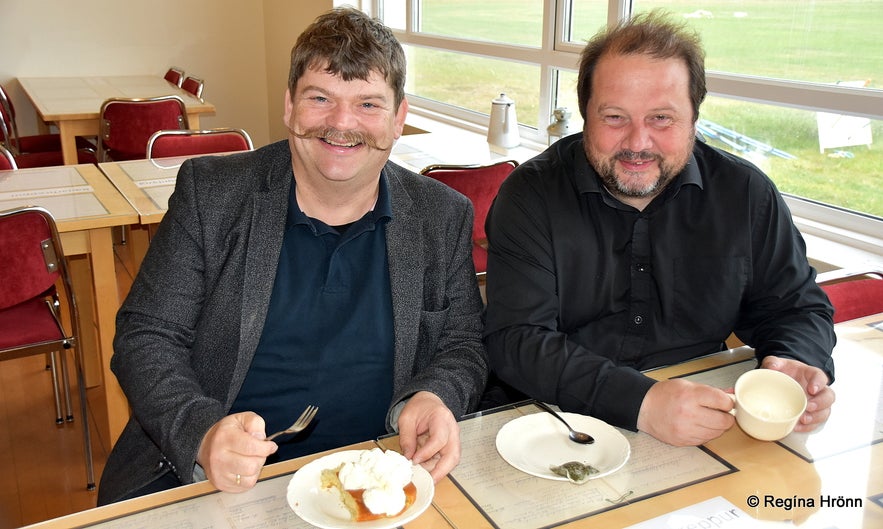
[0,163,138,445]
[97,153,225,271]
[390,128,541,174]
[18,312,883,529]
[16,75,216,165]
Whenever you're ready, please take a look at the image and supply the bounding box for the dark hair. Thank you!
[576,10,706,122]
[288,7,406,108]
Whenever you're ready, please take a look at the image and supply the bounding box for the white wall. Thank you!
[0,0,333,148]
[262,0,333,141]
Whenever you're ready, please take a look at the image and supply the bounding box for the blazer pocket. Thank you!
[418,303,450,344]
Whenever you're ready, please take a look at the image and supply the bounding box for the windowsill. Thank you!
[404,106,883,273]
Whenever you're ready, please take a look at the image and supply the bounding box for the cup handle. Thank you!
[727,393,736,416]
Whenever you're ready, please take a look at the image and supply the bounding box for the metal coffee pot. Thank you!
[487,93,520,148]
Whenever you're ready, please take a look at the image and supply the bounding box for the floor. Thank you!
[0,243,135,528]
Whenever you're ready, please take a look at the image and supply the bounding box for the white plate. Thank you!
[496,410,630,481]
[287,450,434,529]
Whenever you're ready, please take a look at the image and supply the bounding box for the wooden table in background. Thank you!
[17,75,216,165]
[0,164,138,445]
[98,156,181,270]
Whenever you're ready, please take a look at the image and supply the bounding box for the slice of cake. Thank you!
[321,448,417,521]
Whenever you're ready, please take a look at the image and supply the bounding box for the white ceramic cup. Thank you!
[729,369,807,441]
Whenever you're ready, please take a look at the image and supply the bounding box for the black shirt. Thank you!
[483,133,835,430]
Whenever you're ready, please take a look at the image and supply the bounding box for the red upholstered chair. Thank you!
[0,84,96,165]
[420,159,518,283]
[816,268,883,323]
[146,128,253,159]
[0,144,15,170]
[97,95,189,162]
[181,76,205,100]
[164,67,185,87]
[0,206,95,490]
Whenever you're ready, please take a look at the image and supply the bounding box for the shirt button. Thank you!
[634,315,644,325]
[636,263,648,272]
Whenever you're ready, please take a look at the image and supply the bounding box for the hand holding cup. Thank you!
[728,369,807,441]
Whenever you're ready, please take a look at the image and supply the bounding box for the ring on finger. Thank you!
[235,473,241,486]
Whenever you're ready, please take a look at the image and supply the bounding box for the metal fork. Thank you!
[266,405,318,441]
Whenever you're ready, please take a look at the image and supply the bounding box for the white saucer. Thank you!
[286,450,434,529]
[495,409,630,481]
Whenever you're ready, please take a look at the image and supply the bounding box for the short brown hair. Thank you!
[288,7,406,108]
[576,10,706,122]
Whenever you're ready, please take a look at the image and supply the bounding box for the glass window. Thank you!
[379,0,882,227]
[404,45,541,128]
[700,96,882,218]
[551,69,584,135]
[567,0,609,44]
[632,1,881,89]
[419,0,544,47]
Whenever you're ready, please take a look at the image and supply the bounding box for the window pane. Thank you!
[550,70,584,136]
[420,0,544,47]
[379,0,405,30]
[404,45,542,128]
[568,0,609,44]
[633,1,882,88]
[699,96,882,218]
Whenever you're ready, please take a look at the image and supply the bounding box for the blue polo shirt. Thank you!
[230,176,394,462]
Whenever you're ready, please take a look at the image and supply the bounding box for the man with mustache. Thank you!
[98,7,487,504]
[482,11,835,446]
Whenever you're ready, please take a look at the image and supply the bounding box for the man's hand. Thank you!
[761,356,835,432]
[197,412,278,492]
[396,391,460,483]
[637,378,735,446]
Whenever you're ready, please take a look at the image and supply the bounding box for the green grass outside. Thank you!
[409,0,882,218]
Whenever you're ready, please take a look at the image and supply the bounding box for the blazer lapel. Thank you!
[384,164,423,390]
[231,150,293,403]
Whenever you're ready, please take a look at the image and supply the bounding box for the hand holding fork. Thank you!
[267,405,318,441]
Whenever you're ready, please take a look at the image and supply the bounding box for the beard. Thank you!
[288,125,393,151]
[589,143,692,201]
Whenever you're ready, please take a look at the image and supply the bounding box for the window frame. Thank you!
[369,0,883,260]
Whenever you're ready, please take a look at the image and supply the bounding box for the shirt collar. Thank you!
[288,172,393,233]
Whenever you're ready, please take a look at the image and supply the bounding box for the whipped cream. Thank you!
[338,448,413,516]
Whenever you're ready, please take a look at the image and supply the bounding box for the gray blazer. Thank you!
[98,140,488,504]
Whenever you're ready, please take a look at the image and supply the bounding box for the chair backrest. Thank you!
[816,268,883,323]
[97,95,189,162]
[0,90,19,155]
[0,84,19,145]
[147,128,253,159]
[0,144,16,170]
[0,207,64,311]
[420,160,518,243]
[181,76,204,100]
[164,67,185,87]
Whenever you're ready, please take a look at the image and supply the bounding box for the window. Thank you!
[370,0,883,249]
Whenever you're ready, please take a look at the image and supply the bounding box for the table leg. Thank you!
[57,121,81,165]
[91,228,129,444]
[56,118,99,165]
[127,224,152,272]
[62,227,130,445]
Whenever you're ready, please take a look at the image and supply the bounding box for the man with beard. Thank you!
[482,11,835,447]
[98,7,487,504]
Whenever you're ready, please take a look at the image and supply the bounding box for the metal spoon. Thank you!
[534,401,595,444]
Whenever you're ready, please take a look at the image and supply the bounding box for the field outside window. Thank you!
[380,0,882,220]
